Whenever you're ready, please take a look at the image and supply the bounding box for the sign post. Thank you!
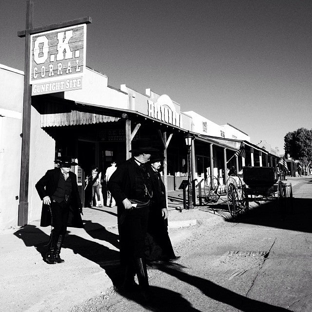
[18,0,33,226]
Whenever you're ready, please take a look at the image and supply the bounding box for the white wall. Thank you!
[222,124,250,141]
[183,111,225,136]
[0,65,55,229]
[0,65,24,229]
[64,68,129,109]
[0,116,22,229]
[28,106,55,224]
[183,110,250,141]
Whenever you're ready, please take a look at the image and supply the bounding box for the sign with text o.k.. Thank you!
[30,24,86,95]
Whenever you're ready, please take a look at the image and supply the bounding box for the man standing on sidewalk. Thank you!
[35,156,83,264]
[146,153,179,263]
[108,139,158,298]
[105,160,117,207]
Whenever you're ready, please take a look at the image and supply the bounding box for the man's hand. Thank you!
[79,207,83,215]
[123,198,133,210]
[161,208,168,219]
[43,196,51,205]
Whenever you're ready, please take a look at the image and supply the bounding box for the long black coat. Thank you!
[147,168,176,260]
[107,158,152,262]
[35,168,83,228]
[108,158,152,216]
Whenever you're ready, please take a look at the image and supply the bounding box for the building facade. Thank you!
[0,64,279,230]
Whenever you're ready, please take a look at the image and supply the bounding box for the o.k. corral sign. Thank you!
[30,24,86,96]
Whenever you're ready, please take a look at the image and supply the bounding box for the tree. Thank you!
[284,128,312,162]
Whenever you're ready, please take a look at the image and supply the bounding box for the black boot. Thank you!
[44,231,56,264]
[45,247,56,264]
[54,235,65,263]
[134,258,148,288]
[121,265,138,292]
[134,258,151,301]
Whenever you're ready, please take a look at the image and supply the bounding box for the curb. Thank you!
[168,219,197,228]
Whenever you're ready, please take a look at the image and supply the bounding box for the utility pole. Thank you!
[18,0,33,226]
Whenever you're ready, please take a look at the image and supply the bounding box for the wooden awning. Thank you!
[41,110,120,127]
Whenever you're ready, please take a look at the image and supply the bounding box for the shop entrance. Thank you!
[77,140,121,207]
[77,140,97,206]
[196,155,210,181]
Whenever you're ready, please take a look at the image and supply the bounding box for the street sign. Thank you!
[30,24,86,95]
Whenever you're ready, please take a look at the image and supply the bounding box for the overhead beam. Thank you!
[18,16,92,37]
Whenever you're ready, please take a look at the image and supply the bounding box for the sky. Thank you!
[1,0,312,154]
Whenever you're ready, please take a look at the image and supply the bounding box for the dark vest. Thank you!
[133,164,153,202]
[51,174,72,203]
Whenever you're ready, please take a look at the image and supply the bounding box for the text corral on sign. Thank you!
[30,24,86,95]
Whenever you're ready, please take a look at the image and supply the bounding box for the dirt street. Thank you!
[70,177,312,312]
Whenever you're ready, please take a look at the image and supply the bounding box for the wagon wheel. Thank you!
[226,176,246,218]
[227,182,239,217]
[287,183,294,213]
[277,181,294,216]
[204,176,220,203]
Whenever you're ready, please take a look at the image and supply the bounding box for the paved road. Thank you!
[71,176,312,311]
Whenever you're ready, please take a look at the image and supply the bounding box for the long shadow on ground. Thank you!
[229,196,312,234]
[115,263,290,312]
[14,223,123,286]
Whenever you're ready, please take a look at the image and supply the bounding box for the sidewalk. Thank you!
[0,189,220,312]
[0,176,307,311]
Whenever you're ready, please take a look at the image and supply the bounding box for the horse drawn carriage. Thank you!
[226,166,293,218]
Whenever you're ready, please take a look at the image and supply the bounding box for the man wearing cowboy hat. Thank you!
[108,138,158,298]
[35,156,83,264]
[146,153,179,263]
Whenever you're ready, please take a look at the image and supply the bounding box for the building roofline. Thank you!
[0,64,24,75]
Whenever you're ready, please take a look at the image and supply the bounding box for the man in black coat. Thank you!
[35,156,83,264]
[108,139,158,296]
[146,153,179,262]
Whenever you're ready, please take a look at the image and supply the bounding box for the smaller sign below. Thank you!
[179,180,189,190]
[32,76,82,96]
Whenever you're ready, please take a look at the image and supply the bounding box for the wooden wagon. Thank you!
[226,166,293,218]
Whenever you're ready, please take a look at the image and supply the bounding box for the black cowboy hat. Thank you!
[150,153,165,163]
[56,156,78,167]
[130,138,159,154]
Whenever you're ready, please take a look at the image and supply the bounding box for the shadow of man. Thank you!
[83,220,119,250]
[14,224,51,260]
[14,224,123,287]
[151,263,290,312]
[236,197,312,234]
[117,284,202,312]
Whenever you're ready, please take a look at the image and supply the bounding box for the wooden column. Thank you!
[125,118,141,160]
[236,155,239,173]
[158,130,173,205]
[223,148,228,183]
[18,0,34,226]
[242,154,246,167]
[250,147,254,167]
[209,144,214,185]
[125,119,132,160]
[162,131,168,192]
[265,153,269,167]
[191,139,196,181]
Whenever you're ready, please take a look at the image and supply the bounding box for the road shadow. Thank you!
[114,262,290,311]
[13,223,123,286]
[144,263,290,311]
[116,283,201,312]
[83,219,119,250]
[228,196,312,234]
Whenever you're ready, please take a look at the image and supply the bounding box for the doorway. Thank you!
[78,140,97,206]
